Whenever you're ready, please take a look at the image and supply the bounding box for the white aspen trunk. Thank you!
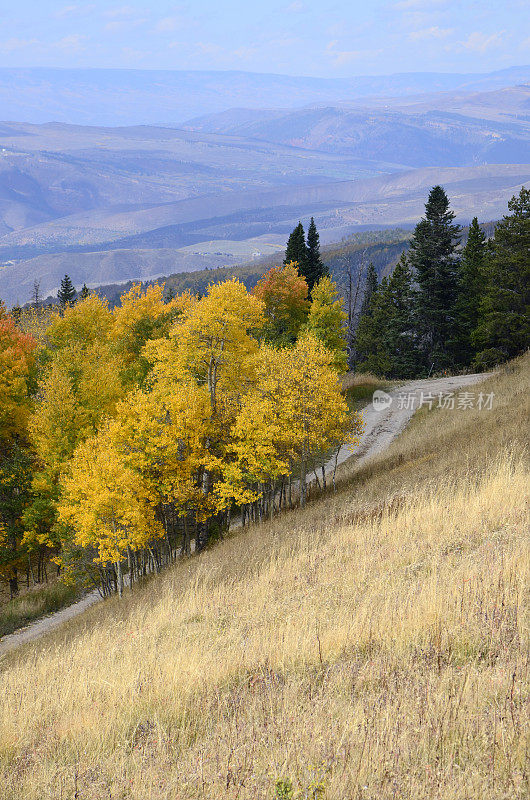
[116,560,123,598]
[300,451,307,508]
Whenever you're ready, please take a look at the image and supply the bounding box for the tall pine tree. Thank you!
[360,263,378,316]
[57,274,77,309]
[472,187,530,368]
[354,277,391,376]
[383,254,418,379]
[305,217,328,294]
[355,255,418,378]
[453,217,487,367]
[350,262,378,370]
[284,222,307,269]
[408,186,461,372]
[284,222,309,290]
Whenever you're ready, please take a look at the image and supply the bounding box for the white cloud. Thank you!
[104,18,147,33]
[394,0,445,8]
[409,26,454,41]
[286,1,304,11]
[326,40,383,65]
[0,38,39,53]
[52,34,87,52]
[121,46,149,61]
[154,16,183,33]
[231,45,259,60]
[55,4,95,18]
[103,6,137,18]
[457,31,505,53]
[0,33,86,55]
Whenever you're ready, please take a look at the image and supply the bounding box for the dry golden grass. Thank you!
[341,371,391,392]
[0,356,529,800]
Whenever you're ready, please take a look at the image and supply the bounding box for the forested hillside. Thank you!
[1,183,528,615]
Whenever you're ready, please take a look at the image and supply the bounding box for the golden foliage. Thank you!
[58,421,163,564]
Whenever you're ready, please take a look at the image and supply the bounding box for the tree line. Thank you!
[353,186,530,377]
[1,190,527,599]
[0,265,359,598]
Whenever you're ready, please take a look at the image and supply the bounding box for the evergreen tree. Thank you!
[164,285,176,303]
[355,255,418,378]
[79,283,90,300]
[284,222,308,284]
[10,304,22,326]
[305,217,328,294]
[354,277,391,376]
[57,274,77,309]
[472,187,530,368]
[360,263,378,316]
[31,279,41,311]
[350,262,378,370]
[453,218,487,367]
[383,254,419,378]
[408,186,461,372]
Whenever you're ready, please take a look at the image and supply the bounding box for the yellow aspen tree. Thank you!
[110,382,215,554]
[25,297,124,558]
[46,292,113,350]
[0,302,36,442]
[302,275,348,371]
[0,304,37,595]
[252,262,309,345]
[58,423,164,595]
[112,282,189,386]
[144,279,265,544]
[235,336,363,507]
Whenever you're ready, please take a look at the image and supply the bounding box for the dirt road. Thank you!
[0,372,490,658]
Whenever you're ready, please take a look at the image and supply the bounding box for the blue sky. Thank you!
[1,0,529,77]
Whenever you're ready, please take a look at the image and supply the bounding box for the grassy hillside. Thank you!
[0,355,528,799]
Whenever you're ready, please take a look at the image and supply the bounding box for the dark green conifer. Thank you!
[360,263,378,316]
[57,274,77,309]
[383,254,418,378]
[408,186,461,372]
[284,222,308,279]
[305,217,328,293]
[453,217,487,367]
[355,254,418,378]
[472,186,530,368]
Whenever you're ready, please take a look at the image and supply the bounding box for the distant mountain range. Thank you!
[0,67,529,306]
[185,84,530,167]
[0,66,529,127]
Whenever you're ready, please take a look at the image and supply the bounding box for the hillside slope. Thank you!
[0,355,528,799]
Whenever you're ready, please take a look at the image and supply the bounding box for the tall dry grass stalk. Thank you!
[0,356,528,799]
[341,371,389,392]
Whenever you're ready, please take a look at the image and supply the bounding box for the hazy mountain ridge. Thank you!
[1,66,529,126]
[185,85,530,167]
[0,68,529,306]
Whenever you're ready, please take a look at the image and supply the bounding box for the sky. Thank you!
[1,0,529,77]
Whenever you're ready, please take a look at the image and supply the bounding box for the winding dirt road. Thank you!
[0,372,490,658]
